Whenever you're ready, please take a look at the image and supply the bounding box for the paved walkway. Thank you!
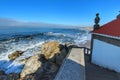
[54,48,120,80]
[85,55,120,80]
[54,48,85,80]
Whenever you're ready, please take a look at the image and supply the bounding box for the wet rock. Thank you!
[0,71,7,80]
[20,54,41,78]
[0,75,7,80]
[19,57,30,63]
[7,73,20,80]
[41,41,60,59]
[0,70,6,75]
[21,74,36,80]
[8,51,24,60]
[0,71,20,80]
[26,35,33,40]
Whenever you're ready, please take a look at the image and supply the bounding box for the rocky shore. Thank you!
[0,40,91,80]
[0,41,74,80]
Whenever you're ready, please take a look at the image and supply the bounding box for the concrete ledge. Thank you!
[54,48,85,80]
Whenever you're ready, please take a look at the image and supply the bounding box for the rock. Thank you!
[40,62,59,80]
[39,54,47,63]
[59,45,68,58]
[7,73,20,80]
[19,57,30,63]
[33,68,43,80]
[8,51,24,60]
[65,42,73,47]
[0,71,20,80]
[20,54,41,78]
[0,70,6,75]
[41,41,69,65]
[65,43,78,50]
[0,71,7,80]
[43,62,58,73]
[26,35,33,40]
[0,75,7,80]
[41,41,60,59]
[55,54,64,66]
[55,45,68,65]
[19,59,27,63]
[21,74,36,80]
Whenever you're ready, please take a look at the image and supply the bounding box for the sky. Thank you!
[0,0,120,27]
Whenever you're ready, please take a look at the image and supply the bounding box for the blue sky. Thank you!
[0,0,120,26]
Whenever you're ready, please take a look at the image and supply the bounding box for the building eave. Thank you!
[92,33,120,40]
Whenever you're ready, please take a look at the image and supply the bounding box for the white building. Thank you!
[91,14,120,72]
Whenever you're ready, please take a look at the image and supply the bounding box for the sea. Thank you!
[0,27,91,74]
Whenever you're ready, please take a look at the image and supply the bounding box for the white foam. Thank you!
[0,41,44,74]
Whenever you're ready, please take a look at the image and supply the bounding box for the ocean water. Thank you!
[0,27,91,74]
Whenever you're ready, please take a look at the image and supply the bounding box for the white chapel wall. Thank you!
[92,39,120,72]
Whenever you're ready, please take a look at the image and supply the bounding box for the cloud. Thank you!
[0,18,77,28]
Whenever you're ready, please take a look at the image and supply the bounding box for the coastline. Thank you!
[0,40,91,80]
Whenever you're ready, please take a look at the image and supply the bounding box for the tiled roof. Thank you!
[92,18,120,37]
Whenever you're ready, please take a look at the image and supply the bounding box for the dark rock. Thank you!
[0,75,7,80]
[43,62,58,73]
[0,70,6,75]
[0,71,20,80]
[55,45,68,66]
[7,73,20,80]
[39,54,47,63]
[22,74,36,80]
[60,46,68,58]
[26,36,33,40]
[55,53,64,66]
[40,62,59,80]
